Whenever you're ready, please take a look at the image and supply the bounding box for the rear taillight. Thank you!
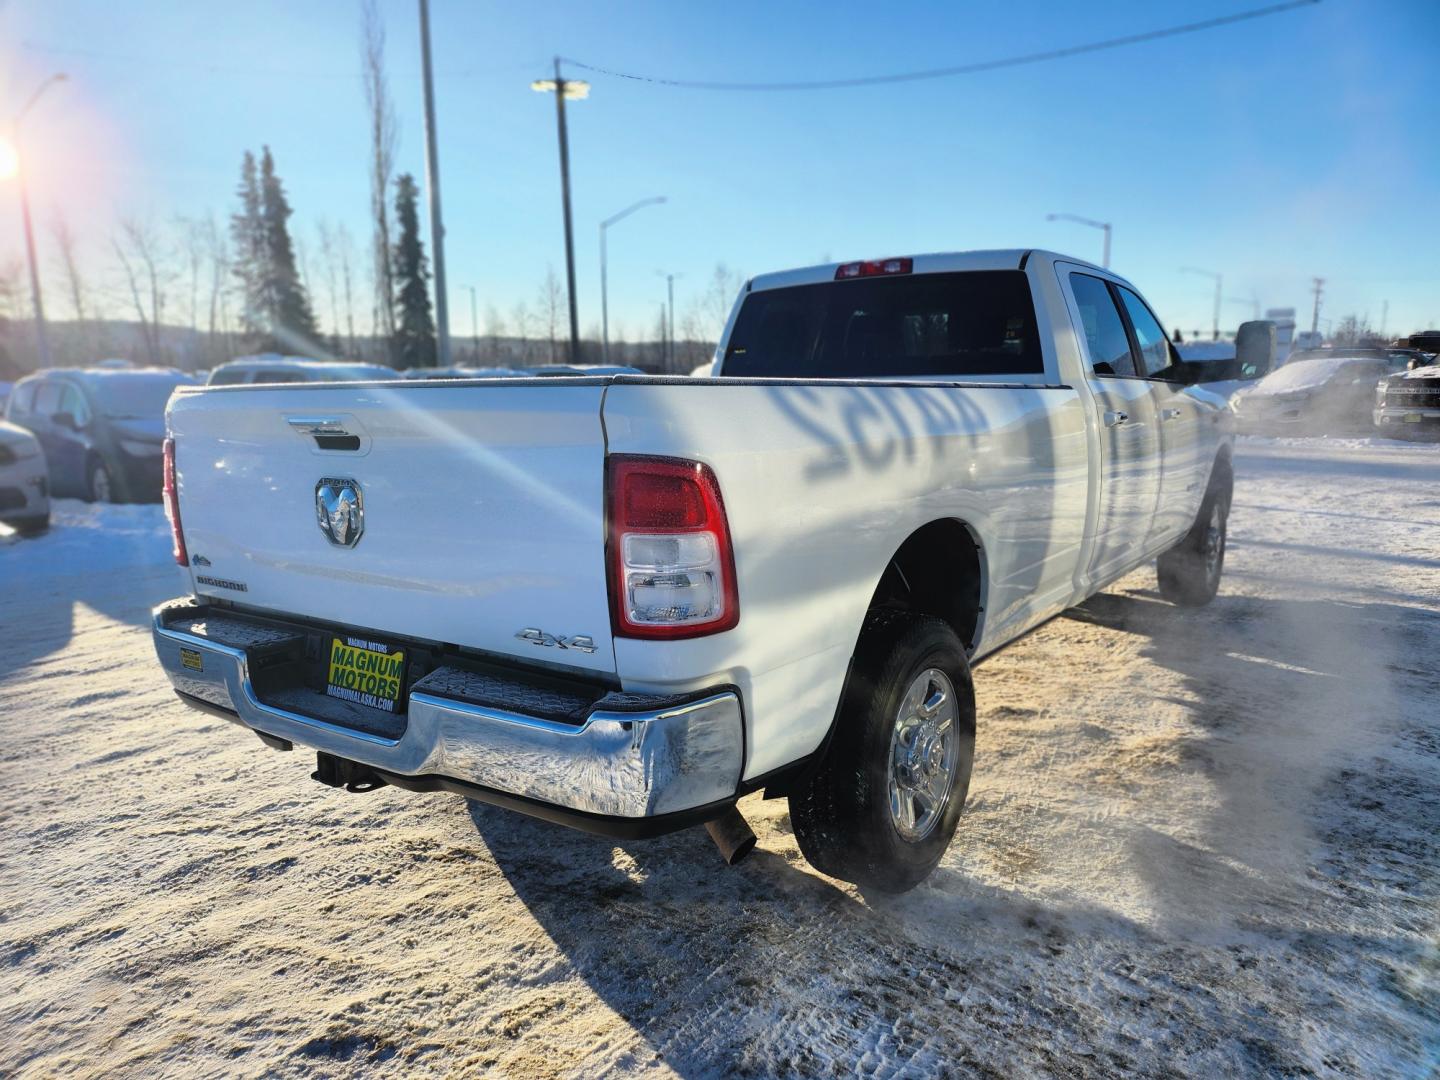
[162,437,188,567]
[835,257,913,280]
[607,455,738,639]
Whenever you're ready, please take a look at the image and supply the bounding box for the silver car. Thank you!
[0,419,50,534]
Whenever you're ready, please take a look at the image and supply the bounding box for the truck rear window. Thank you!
[723,270,1042,379]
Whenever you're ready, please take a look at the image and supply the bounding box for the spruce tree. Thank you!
[229,151,265,342]
[391,173,436,368]
[257,146,319,350]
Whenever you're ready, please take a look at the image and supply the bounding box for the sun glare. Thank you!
[0,137,17,180]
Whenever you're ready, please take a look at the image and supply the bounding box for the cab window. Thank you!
[1069,273,1137,377]
[7,380,38,417]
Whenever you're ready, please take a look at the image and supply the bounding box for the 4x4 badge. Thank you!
[515,628,597,654]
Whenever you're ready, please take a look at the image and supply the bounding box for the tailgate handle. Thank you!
[287,416,362,452]
[287,416,350,435]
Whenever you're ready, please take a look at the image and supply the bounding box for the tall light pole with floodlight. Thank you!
[532,60,588,364]
[600,196,666,365]
[6,73,68,368]
[1046,212,1111,269]
[416,0,451,367]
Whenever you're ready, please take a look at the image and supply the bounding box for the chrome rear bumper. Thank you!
[152,601,744,821]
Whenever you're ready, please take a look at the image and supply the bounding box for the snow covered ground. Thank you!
[2,437,1438,1078]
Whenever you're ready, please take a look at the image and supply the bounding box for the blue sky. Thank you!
[3,0,1438,342]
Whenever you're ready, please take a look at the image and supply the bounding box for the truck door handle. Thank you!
[1161,407,1183,421]
[1103,410,1129,427]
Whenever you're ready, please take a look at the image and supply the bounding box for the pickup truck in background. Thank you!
[152,250,1251,892]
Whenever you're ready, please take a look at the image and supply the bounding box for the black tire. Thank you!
[790,610,976,894]
[1157,459,1232,607]
[87,459,116,504]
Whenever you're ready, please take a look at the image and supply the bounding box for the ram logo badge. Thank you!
[316,478,364,547]
[515,628,597,654]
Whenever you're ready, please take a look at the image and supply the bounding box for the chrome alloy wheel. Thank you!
[887,667,959,842]
[1204,499,1226,581]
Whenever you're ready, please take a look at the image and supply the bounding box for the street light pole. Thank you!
[532,60,589,365]
[600,196,666,365]
[9,73,67,369]
[1181,266,1224,340]
[1046,212,1112,269]
[416,0,450,367]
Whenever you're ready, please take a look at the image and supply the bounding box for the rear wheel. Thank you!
[87,460,115,504]
[789,611,976,894]
[1157,462,1231,606]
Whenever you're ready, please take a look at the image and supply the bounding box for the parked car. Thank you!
[0,419,50,533]
[401,366,525,379]
[4,368,197,502]
[151,249,1246,893]
[207,355,400,385]
[1285,345,1427,371]
[526,364,646,377]
[1230,353,1401,435]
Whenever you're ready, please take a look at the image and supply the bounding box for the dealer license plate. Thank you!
[326,635,406,713]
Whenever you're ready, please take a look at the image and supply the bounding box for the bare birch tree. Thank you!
[537,266,566,364]
[112,217,169,365]
[483,304,505,361]
[200,213,231,365]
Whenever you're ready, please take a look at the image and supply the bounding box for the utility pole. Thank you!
[600,196,666,365]
[416,0,450,367]
[656,270,682,370]
[1310,277,1325,335]
[1181,266,1223,340]
[466,284,478,364]
[7,73,67,368]
[532,61,588,364]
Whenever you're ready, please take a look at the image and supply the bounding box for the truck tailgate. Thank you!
[167,381,615,675]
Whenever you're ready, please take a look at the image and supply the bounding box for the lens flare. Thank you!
[0,137,17,180]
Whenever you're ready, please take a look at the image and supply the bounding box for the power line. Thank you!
[562,0,1320,92]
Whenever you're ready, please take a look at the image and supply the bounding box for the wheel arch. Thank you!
[866,517,988,656]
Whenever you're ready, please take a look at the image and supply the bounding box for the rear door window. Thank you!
[1068,273,1138,377]
[59,384,91,426]
[723,270,1043,378]
[1115,287,1182,379]
[33,381,63,417]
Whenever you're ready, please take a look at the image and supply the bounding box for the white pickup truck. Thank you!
[152,250,1251,892]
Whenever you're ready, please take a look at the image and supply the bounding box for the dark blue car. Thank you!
[3,368,197,502]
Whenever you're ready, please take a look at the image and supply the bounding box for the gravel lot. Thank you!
[2,437,1437,1078]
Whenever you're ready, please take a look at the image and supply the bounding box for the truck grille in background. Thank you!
[1385,384,1440,409]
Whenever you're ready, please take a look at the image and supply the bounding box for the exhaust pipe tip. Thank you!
[704,805,757,866]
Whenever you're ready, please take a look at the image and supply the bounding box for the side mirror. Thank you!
[1235,320,1276,379]
[52,411,79,431]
